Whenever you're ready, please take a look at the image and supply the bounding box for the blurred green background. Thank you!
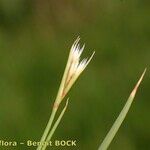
[0,0,150,150]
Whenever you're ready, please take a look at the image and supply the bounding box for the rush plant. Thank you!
[37,37,95,150]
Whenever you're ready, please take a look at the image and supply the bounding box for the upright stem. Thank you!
[36,63,68,150]
[36,52,70,150]
[36,107,58,150]
[42,99,69,150]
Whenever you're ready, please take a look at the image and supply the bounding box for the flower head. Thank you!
[60,37,95,98]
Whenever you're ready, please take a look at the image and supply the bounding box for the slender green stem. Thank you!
[42,99,69,150]
[36,45,71,150]
[37,108,57,150]
[37,46,71,150]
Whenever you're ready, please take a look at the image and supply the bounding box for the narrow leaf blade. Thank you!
[98,69,146,150]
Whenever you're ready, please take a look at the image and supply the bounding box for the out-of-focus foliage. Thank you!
[0,0,149,150]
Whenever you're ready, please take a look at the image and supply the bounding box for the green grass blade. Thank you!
[98,69,146,150]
